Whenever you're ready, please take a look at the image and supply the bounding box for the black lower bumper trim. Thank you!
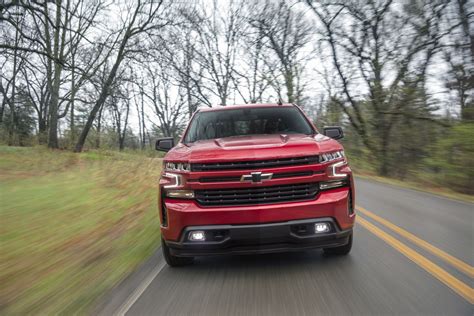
[166,218,352,257]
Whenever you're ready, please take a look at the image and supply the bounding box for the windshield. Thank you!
[184,107,315,143]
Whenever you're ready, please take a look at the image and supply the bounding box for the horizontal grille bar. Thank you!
[272,171,314,179]
[191,156,319,172]
[198,171,315,183]
[199,176,241,183]
[195,182,319,206]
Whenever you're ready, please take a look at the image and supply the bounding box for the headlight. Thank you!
[319,150,344,163]
[162,173,195,199]
[164,161,191,172]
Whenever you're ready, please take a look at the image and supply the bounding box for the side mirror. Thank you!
[323,126,344,140]
[155,138,175,152]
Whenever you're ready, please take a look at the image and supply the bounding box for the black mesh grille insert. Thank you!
[191,156,319,171]
[195,182,319,206]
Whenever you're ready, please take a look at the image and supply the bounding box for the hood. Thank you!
[164,134,343,163]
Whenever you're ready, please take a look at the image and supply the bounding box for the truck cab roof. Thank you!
[197,103,295,113]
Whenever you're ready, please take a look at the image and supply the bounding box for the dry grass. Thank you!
[0,146,162,314]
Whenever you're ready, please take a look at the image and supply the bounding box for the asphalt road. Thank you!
[96,178,473,315]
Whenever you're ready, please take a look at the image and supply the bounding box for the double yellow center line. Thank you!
[356,206,474,304]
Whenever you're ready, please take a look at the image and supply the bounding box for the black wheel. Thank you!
[323,233,353,255]
[161,238,194,267]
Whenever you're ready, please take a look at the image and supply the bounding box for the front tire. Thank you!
[161,238,194,267]
[323,233,352,255]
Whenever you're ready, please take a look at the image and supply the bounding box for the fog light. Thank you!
[315,223,330,233]
[189,231,206,241]
[319,180,346,190]
[165,189,195,199]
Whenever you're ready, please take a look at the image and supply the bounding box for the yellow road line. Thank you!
[357,216,474,304]
[356,205,474,279]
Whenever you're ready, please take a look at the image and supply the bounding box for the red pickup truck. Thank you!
[156,103,355,266]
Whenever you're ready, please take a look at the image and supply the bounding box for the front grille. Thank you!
[191,156,319,171]
[195,182,319,206]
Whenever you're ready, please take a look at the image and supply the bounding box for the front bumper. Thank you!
[166,218,352,257]
[161,187,355,241]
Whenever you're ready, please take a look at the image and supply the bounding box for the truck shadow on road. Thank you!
[164,250,357,278]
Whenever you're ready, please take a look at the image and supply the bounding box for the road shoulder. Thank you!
[92,248,165,316]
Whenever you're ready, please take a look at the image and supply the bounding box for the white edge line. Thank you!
[114,260,166,316]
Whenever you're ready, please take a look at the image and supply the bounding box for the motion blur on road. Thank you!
[1,0,473,315]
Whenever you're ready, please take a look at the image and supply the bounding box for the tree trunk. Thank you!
[7,103,15,146]
[47,71,61,148]
[285,69,295,103]
[119,140,125,150]
[7,8,20,146]
[38,117,48,144]
[0,97,5,124]
[47,0,64,149]
[70,56,76,145]
[140,100,146,149]
[95,105,103,149]
[377,126,391,176]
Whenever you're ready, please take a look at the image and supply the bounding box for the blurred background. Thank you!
[0,0,472,314]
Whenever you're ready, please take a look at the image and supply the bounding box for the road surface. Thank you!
[96,178,473,315]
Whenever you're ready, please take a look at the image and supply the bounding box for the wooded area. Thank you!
[1,0,472,193]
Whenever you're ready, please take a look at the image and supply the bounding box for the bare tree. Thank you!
[251,0,313,104]
[74,0,176,152]
[231,2,273,104]
[443,0,473,121]
[0,4,29,143]
[191,0,245,106]
[109,94,130,151]
[1,0,106,148]
[142,60,187,138]
[20,60,50,141]
[133,75,148,149]
[306,0,454,175]
[160,21,209,115]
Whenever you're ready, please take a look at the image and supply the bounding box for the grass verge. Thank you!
[0,146,162,314]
